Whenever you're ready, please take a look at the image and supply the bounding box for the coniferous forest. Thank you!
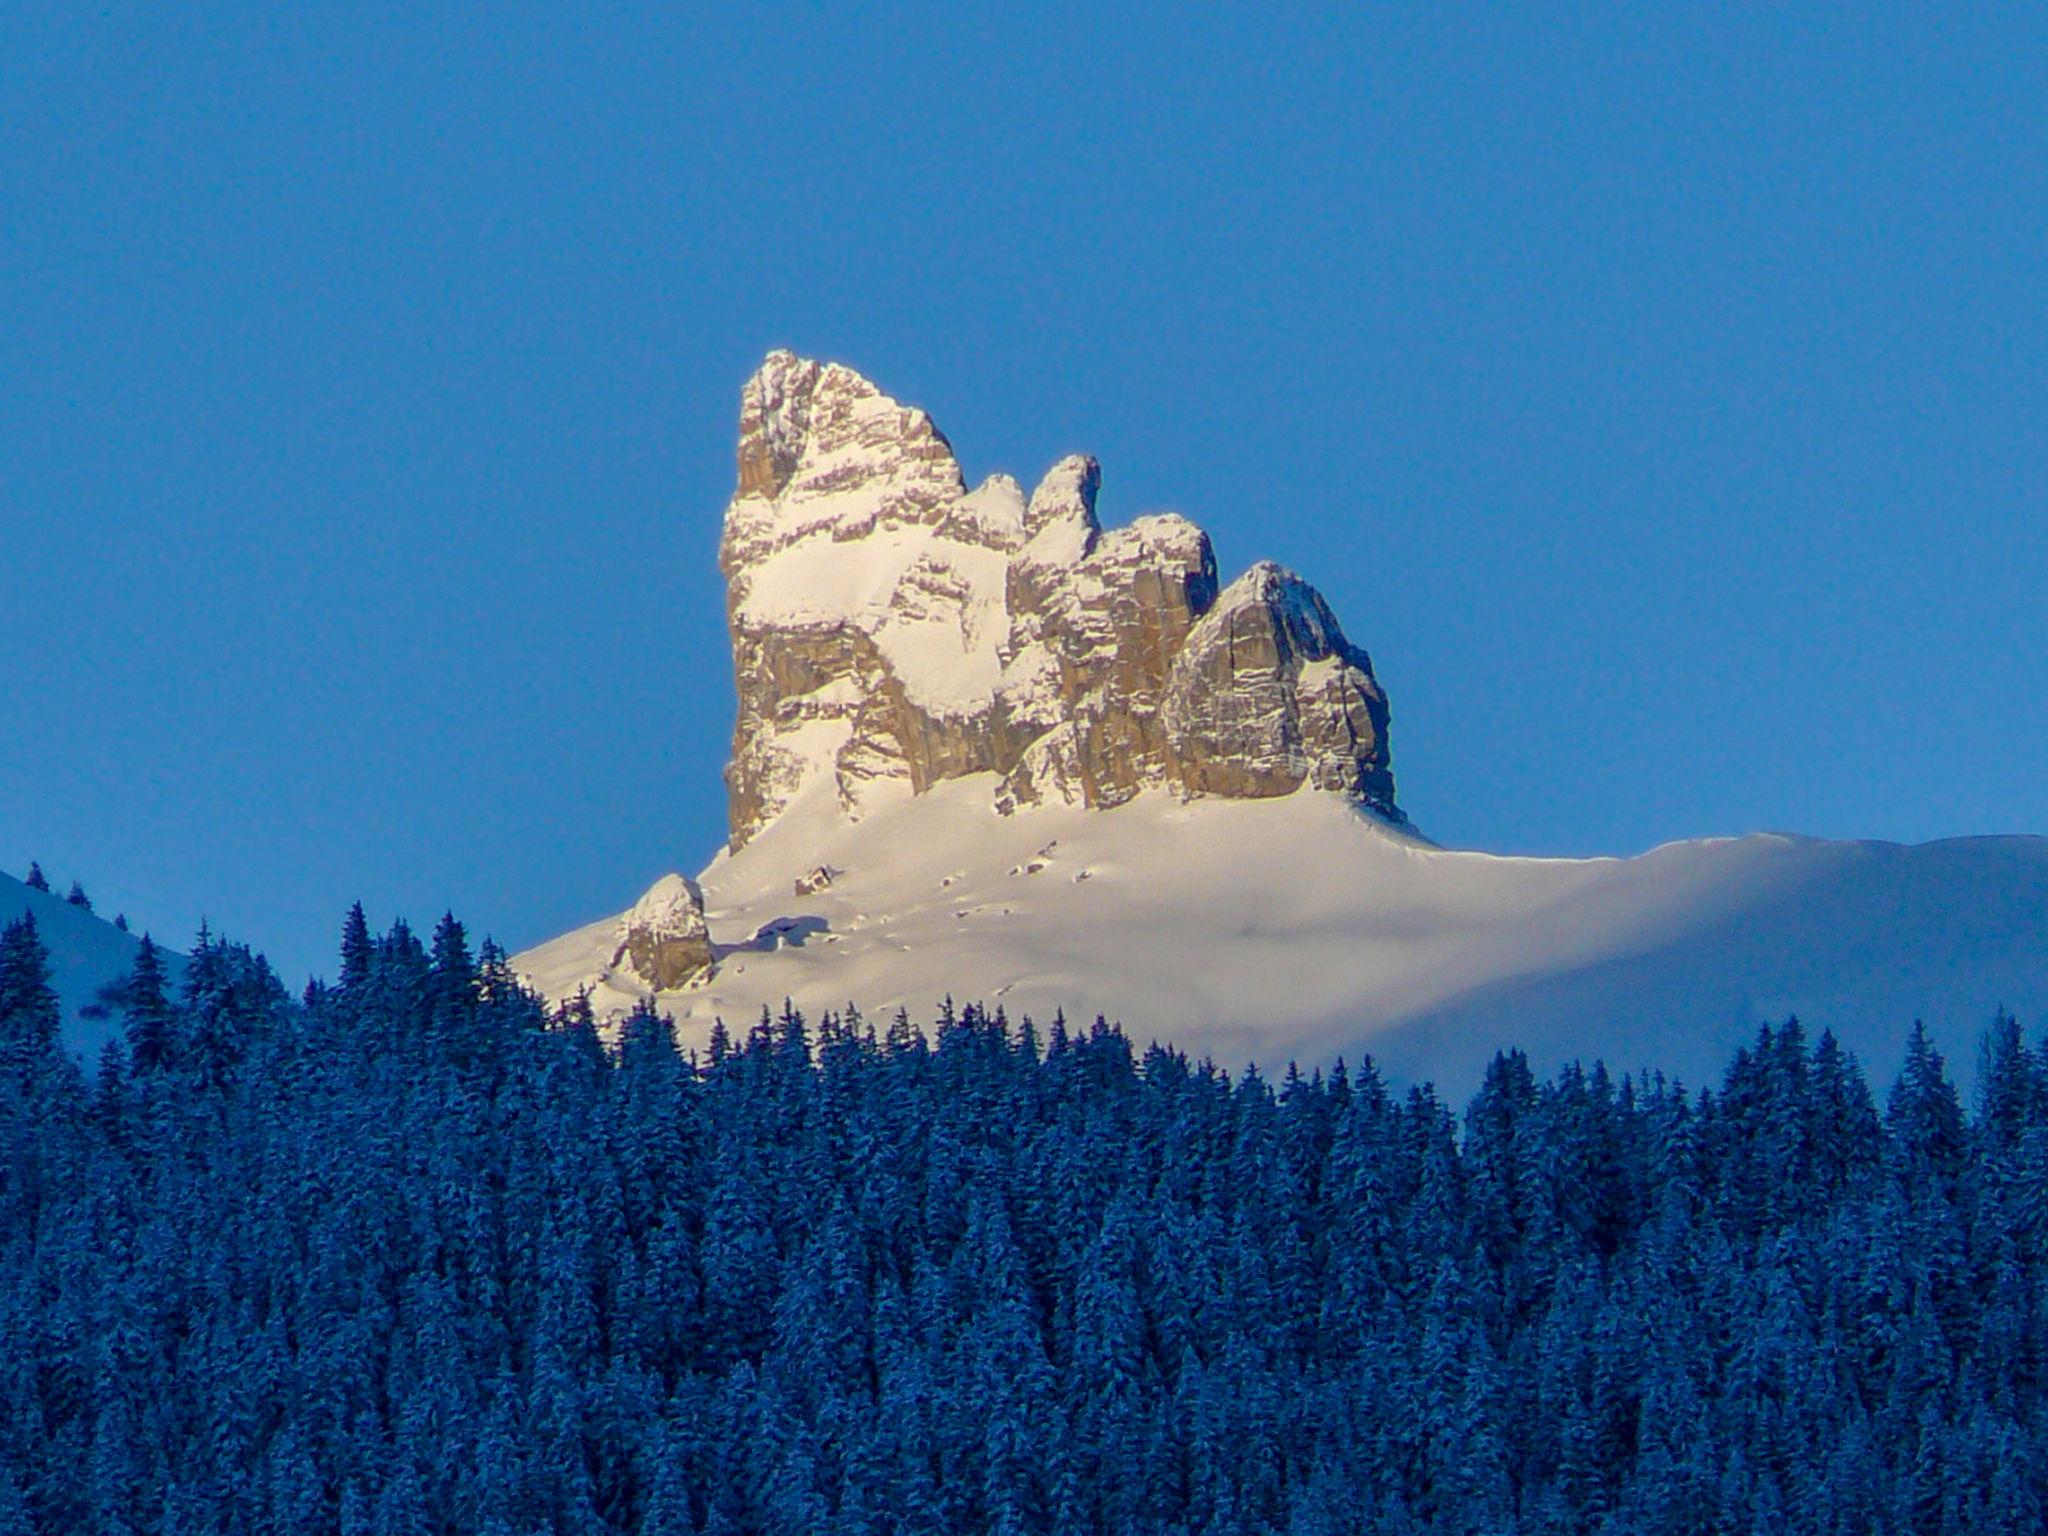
[2,906,2046,1534]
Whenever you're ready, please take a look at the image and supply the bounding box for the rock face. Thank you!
[1164,563,1395,806]
[609,875,713,990]
[720,350,1399,847]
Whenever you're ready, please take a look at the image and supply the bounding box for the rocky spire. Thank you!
[716,352,1399,847]
[1164,562,1395,807]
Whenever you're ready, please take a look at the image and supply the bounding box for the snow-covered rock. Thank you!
[794,865,837,897]
[609,874,713,990]
[718,352,1398,845]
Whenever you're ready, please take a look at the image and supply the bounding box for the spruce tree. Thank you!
[1889,1022,1967,1193]
[1975,1009,2035,1152]
[427,911,479,1057]
[0,943,2038,1533]
[0,913,61,1083]
[339,901,373,991]
[122,935,176,1075]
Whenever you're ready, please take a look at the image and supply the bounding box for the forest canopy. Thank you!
[0,907,2042,1534]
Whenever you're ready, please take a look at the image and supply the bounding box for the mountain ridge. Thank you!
[517,767,2048,1101]
[514,353,2048,1097]
[719,350,1398,847]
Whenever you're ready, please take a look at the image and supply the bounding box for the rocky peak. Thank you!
[1164,563,1394,807]
[718,353,1399,847]
[1020,455,1102,559]
[721,350,966,579]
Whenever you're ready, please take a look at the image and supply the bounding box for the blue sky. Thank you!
[4,3,2044,988]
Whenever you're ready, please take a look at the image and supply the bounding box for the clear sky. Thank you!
[4,3,2045,989]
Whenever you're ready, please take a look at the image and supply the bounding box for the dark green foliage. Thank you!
[0,906,2044,1533]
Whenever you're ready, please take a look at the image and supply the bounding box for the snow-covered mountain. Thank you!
[5,873,179,1061]
[519,772,2048,1101]
[718,351,1397,844]
[517,354,2048,1099]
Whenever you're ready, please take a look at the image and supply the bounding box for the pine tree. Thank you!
[427,911,480,1059]
[65,881,91,912]
[92,1037,129,1139]
[122,936,176,1075]
[22,861,49,893]
[701,1137,779,1365]
[339,901,374,991]
[1889,1022,1967,1194]
[0,913,61,1083]
[1812,1026,1882,1194]
[1976,1009,2035,1153]
[0,953,2042,1531]
[178,925,273,1089]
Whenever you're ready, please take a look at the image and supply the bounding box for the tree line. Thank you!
[1,903,2043,1533]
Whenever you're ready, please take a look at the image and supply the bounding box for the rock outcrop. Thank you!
[1163,563,1395,806]
[609,875,713,990]
[719,350,1400,847]
[794,865,838,896]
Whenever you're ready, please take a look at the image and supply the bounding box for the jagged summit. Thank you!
[513,352,2048,1096]
[718,351,1397,847]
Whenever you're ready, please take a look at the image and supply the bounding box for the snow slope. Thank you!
[515,780,2048,1102]
[4,874,180,1062]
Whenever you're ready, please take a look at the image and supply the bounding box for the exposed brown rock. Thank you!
[609,875,714,990]
[1163,563,1394,806]
[717,352,1401,847]
[794,865,838,896]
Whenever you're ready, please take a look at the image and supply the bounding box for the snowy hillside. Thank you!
[4,873,179,1061]
[518,353,2048,1099]
[514,776,2048,1101]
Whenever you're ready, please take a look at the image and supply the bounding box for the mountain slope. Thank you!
[515,776,2048,1100]
[4,874,179,1060]
[517,352,2048,1098]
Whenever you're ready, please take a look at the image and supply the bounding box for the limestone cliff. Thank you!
[717,350,1400,848]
